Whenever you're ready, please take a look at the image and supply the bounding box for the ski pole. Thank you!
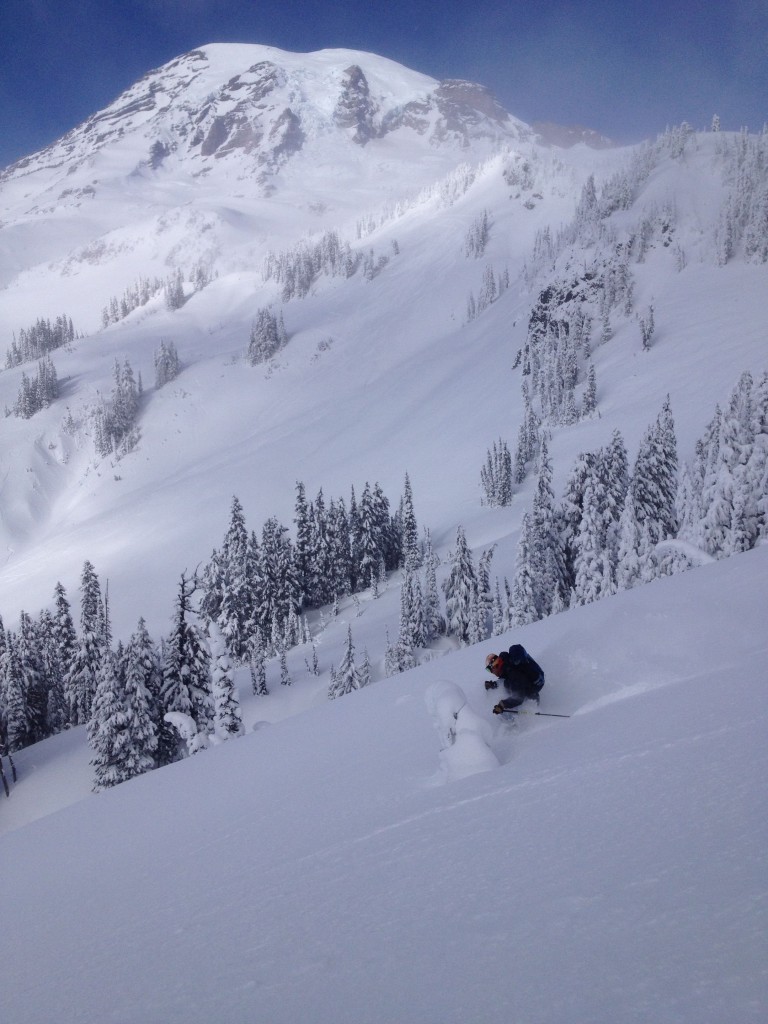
[503,708,571,718]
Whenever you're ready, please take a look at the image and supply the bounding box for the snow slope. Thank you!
[0,125,764,639]
[2,545,766,1023]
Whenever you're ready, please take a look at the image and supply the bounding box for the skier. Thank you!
[484,645,545,714]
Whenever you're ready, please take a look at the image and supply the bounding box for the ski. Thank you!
[503,708,570,718]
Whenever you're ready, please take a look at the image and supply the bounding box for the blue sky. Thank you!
[1,0,765,167]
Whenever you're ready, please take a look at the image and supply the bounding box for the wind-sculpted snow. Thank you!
[425,679,500,781]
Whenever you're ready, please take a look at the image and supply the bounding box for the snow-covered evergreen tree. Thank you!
[582,362,597,417]
[65,561,104,725]
[442,526,477,644]
[159,573,213,764]
[164,268,186,311]
[328,626,363,698]
[510,513,539,627]
[217,496,253,660]
[293,481,313,608]
[639,304,656,350]
[87,649,131,791]
[121,618,160,778]
[615,494,652,591]
[247,307,288,365]
[480,439,513,506]
[400,473,421,571]
[248,629,269,696]
[421,530,445,643]
[396,569,424,667]
[154,339,181,388]
[209,622,243,740]
[279,644,292,687]
[2,638,31,752]
[357,481,384,590]
[630,398,679,545]
[573,474,612,606]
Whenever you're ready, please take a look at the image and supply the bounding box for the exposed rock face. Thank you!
[192,62,285,159]
[333,66,378,145]
[380,78,529,148]
[266,108,305,168]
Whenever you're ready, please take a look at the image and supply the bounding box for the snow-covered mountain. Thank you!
[0,42,614,637]
[0,43,767,1023]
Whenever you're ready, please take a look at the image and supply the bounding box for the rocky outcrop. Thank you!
[333,66,378,145]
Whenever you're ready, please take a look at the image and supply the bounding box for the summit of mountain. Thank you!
[0,43,532,196]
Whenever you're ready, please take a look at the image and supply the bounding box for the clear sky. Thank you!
[1,0,765,168]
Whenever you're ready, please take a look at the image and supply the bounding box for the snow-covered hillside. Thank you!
[2,546,766,1023]
[0,43,767,1022]
[0,51,763,640]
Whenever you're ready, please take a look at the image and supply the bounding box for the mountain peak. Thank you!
[1,43,532,192]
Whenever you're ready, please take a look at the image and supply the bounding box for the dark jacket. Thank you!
[494,645,545,710]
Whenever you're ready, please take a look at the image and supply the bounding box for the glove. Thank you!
[493,703,506,715]
[484,679,498,691]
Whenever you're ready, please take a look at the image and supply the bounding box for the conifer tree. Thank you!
[360,648,371,689]
[209,622,243,740]
[247,306,288,364]
[328,498,353,599]
[36,609,68,736]
[421,529,445,643]
[372,482,398,571]
[401,472,421,571]
[259,516,298,635]
[3,639,31,751]
[615,495,652,591]
[329,626,363,698]
[218,496,252,660]
[279,644,292,687]
[697,372,765,555]
[491,579,506,636]
[121,618,161,777]
[476,545,496,638]
[442,526,477,643]
[481,439,513,506]
[572,475,611,606]
[15,612,48,743]
[293,482,313,607]
[582,362,598,417]
[65,561,105,725]
[358,482,383,589]
[529,438,568,616]
[631,398,679,545]
[88,649,131,791]
[154,339,181,388]
[248,629,269,696]
[510,513,539,627]
[159,573,213,763]
[397,569,424,664]
[560,452,594,592]
[52,582,78,696]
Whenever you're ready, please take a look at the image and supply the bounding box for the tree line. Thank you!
[507,372,768,625]
[0,472,423,790]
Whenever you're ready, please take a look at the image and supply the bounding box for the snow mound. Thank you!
[425,679,500,781]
